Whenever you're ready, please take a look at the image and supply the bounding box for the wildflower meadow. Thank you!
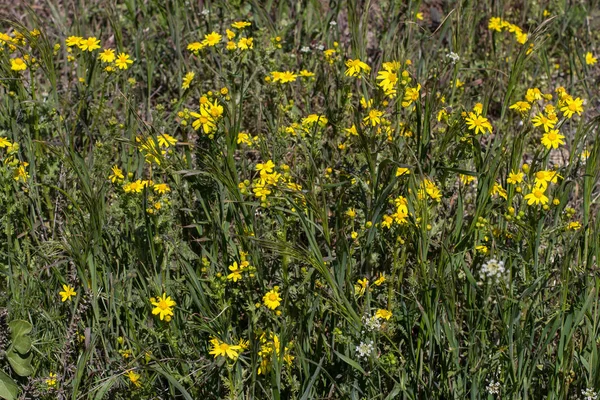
[2,1,600,399]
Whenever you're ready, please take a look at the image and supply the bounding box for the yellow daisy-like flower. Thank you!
[585,52,597,65]
[209,338,242,360]
[465,112,493,135]
[560,97,584,119]
[374,273,386,286]
[190,107,216,133]
[153,183,170,194]
[344,58,370,77]
[488,17,503,32]
[0,137,12,148]
[150,293,176,321]
[65,36,83,47]
[227,262,243,282]
[99,48,115,63]
[509,101,531,113]
[232,21,251,29]
[271,71,297,83]
[401,84,421,108]
[256,160,275,175]
[11,58,27,71]
[541,130,565,149]
[59,284,77,302]
[203,31,222,47]
[263,289,282,310]
[115,53,133,70]
[531,113,556,132]
[126,370,142,387]
[157,133,177,148]
[376,69,398,92]
[109,165,124,183]
[507,170,524,184]
[363,109,383,126]
[78,36,101,52]
[396,167,410,177]
[238,37,253,50]
[355,278,368,296]
[460,174,476,185]
[299,69,315,78]
[375,309,392,320]
[187,42,204,52]
[302,114,328,127]
[524,186,549,206]
[45,373,57,387]
[181,74,195,92]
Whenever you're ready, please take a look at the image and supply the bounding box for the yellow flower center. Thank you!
[268,293,279,302]
[547,132,557,141]
[219,343,230,351]
[534,189,543,198]
[158,299,170,310]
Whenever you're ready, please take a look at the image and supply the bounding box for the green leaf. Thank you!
[0,370,18,400]
[93,376,118,400]
[6,352,33,377]
[148,366,194,400]
[11,336,32,355]
[8,320,32,340]
[333,349,365,375]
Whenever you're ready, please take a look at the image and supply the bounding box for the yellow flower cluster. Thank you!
[0,137,28,182]
[190,96,224,137]
[511,86,583,150]
[188,22,253,54]
[257,332,294,375]
[66,36,133,71]
[376,61,411,98]
[488,17,528,44]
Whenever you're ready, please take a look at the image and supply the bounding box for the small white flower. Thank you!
[362,314,381,331]
[583,388,598,400]
[300,46,311,53]
[316,44,325,51]
[201,9,210,16]
[329,21,337,26]
[355,340,374,359]
[480,259,506,283]
[486,381,501,395]
[446,52,460,64]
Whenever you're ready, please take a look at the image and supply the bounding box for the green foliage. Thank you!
[1,1,600,399]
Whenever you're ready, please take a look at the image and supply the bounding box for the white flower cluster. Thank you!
[362,314,382,332]
[355,340,374,360]
[480,259,506,283]
[486,380,501,395]
[446,52,460,64]
[582,388,598,400]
